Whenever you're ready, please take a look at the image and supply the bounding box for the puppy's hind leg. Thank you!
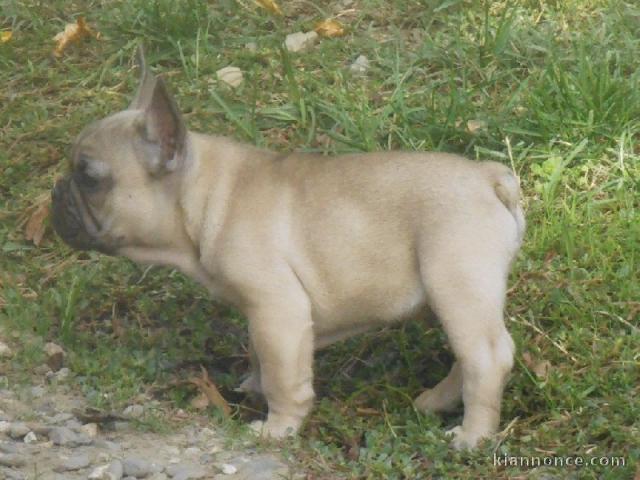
[421,255,515,450]
[236,339,262,394]
[414,361,462,413]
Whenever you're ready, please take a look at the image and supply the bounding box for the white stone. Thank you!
[23,431,37,444]
[220,463,237,475]
[81,423,99,438]
[105,459,124,480]
[350,55,370,74]
[216,66,244,88]
[284,31,318,52]
[122,404,144,419]
[0,342,13,358]
[88,464,110,479]
[55,367,70,380]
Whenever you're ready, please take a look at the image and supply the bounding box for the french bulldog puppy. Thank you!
[52,49,525,449]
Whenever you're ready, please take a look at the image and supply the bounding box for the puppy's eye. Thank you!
[78,169,99,189]
[74,155,100,189]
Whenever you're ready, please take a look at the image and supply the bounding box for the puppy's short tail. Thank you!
[491,166,526,244]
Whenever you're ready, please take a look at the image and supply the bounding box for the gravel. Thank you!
[0,383,292,479]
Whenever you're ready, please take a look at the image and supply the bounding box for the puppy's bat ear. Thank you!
[129,44,157,110]
[138,76,187,173]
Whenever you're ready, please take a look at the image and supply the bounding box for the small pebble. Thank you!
[349,55,370,74]
[216,66,243,88]
[34,364,52,375]
[0,452,26,467]
[89,458,123,479]
[123,404,144,419]
[81,422,99,438]
[30,385,46,398]
[46,367,71,383]
[55,452,91,472]
[88,464,110,479]
[94,439,121,452]
[49,426,78,446]
[106,458,124,479]
[220,463,237,475]
[0,466,26,480]
[231,455,289,480]
[184,446,201,457]
[123,456,159,477]
[149,474,168,480]
[47,412,74,424]
[8,423,30,439]
[0,441,20,453]
[0,342,13,358]
[64,418,83,429]
[23,431,37,444]
[166,462,207,480]
[285,31,318,52]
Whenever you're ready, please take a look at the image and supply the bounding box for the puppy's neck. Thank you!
[178,132,254,262]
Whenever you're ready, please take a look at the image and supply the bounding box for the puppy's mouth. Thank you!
[51,177,117,254]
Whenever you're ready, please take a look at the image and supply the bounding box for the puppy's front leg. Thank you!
[247,295,315,438]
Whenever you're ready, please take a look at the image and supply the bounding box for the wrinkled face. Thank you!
[51,60,187,257]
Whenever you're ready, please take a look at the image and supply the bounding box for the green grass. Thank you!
[1,0,638,478]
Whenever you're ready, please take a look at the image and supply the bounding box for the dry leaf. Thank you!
[255,0,282,15]
[314,19,346,38]
[53,17,99,58]
[1,31,12,43]
[522,352,552,380]
[190,392,210,410]
[466,119,488,134]
[24,200,50,246]
[533,360,552,380]
[188,366,231,416]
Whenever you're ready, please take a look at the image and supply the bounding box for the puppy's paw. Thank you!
[249,417,299,439]
[445,425,487,450]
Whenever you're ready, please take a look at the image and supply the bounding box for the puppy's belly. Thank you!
[311,284,427,349]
